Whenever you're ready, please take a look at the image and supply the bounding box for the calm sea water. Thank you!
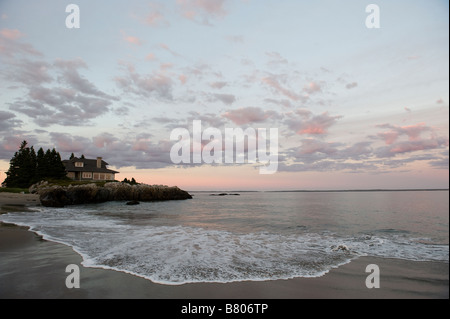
[1,191,448,285]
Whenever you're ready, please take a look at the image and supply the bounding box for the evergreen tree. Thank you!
[4,141,36,188]
[32,147,48,184]
[50,148,67,179]
[70,153,75,160]
[3,141,69,188]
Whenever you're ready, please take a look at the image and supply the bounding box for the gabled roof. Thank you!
[62,157,119,174]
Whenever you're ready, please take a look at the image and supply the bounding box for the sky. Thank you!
[0,0,448,191]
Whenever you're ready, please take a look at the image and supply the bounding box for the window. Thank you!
[82,172,92,179]
[75,162,84,167]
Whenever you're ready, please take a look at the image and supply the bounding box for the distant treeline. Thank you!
[2,141,67,188]
[122,177,139,185]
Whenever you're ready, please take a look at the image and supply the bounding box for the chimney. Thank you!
[97,157,102,168]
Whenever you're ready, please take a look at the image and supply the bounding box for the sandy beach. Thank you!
[0,192,40,208]
[0,193,448,300]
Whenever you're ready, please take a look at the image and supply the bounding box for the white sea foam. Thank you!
[1,205,448,285]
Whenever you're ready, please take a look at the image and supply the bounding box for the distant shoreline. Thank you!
[192,189,449,193]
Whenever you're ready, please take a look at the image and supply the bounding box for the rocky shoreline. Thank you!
[30,181,192,207]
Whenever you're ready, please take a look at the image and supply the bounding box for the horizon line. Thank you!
[189,188,449,193]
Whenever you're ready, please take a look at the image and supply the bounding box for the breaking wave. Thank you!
[1,206,447,285]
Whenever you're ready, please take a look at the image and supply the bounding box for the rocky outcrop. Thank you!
[31,182,192,207]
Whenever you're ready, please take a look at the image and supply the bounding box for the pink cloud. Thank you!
[146,53,156,60]
[286,111,342,135]
[378,131,399,145]
[132,137,152,152]
[0,28,23,40]
[50,132,88,153]
[179,74,188,84]
[377,123,431,144]
[93,133,118,149]
[388,138,447,154]
[0,28,42,57]
[121,31,142,46]
[303,81,322,94]
[262,75,303,102]
[124,35,142,46]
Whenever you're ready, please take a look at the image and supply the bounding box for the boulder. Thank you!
[35,182,192,207]
[39,187,68,208]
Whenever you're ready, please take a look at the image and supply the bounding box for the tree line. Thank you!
[2,141,67,188]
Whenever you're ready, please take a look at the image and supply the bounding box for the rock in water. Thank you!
[126,200,140,206]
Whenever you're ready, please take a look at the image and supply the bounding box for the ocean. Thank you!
[0,190,448,285]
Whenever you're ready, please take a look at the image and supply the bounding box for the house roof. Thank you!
[62,157,119,174]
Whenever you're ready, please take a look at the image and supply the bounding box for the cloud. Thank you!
[0,110,23,132]
[0,28,23,40]
[122,33,143,46]
[375,137,449,158]
[144,3,169,27]
[45,130,176,170]
[146,53,156,61]
[429,157,449,170]
[54,58,119,100]
[297,139,339,155]
[187,111,227,128]
[50,132,90,153]
[159,43,181,57]
[178,74,188,84]
[303,81,322,94]
[376,123,431,145]
[211,93,236,105]
[266,51,288,67]
[277,160,378,173]
[264,98,293,108]
[285,111,342,135]
[114,62,173,100]
[5,57,118,127]
[0,28,42,57]
[225,35,244,43]
[346,82,358,89]
[279,134,446,173]
[0,134,39,160]
[222,107,281,125]
[6,59,52,85]
[177,0,228,24]
[10,90,112,127]
[262,74,305,102]
[209,81,228,89]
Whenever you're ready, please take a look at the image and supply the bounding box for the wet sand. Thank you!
[0,192,40,209]
[0,222,448,299]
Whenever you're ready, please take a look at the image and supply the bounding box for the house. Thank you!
[63,157,119,181]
